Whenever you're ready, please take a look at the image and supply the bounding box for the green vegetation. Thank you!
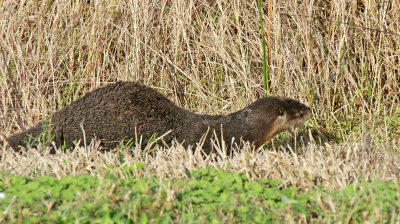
[26,123,56,150]
[1,166,398,223]
[257,0,270,95]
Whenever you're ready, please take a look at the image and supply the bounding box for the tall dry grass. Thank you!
[0,0,399,190]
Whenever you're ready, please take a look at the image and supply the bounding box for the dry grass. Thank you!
[0,0,399,191]
[1,130,398,192]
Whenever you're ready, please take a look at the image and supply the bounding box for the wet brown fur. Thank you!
[2,82,311,154]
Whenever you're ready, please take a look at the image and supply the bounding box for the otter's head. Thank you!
[246,96,312,148]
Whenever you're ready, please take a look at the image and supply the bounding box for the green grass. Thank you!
[0,166,399,223]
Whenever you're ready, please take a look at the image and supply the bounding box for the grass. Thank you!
[1,166,399,223]
[0,0,399,222]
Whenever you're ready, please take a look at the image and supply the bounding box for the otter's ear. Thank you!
[278,107,284,116]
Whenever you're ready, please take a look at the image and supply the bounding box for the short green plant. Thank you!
[26,122,56,149]
[0,167,398,223]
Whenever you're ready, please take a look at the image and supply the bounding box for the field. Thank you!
[0,0,399,223]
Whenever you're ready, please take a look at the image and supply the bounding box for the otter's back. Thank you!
[8,82,186,150]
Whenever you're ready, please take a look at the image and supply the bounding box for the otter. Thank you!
[2,81,311,154]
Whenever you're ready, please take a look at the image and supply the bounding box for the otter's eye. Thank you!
[278,108,284,116]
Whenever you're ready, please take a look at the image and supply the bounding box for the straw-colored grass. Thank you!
[1,0,399,192]
[1,132,399,193]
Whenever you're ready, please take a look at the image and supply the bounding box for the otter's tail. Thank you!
[3,125,45,152]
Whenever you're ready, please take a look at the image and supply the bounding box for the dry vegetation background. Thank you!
[0,0,399,191]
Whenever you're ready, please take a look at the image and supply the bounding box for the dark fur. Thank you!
[2,82,311,154]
